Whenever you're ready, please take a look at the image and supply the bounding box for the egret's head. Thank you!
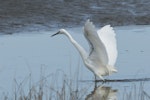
[51,29,66,37]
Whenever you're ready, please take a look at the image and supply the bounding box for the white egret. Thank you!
[51,19,118,80]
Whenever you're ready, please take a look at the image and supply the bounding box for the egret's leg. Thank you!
[94,75,97,88]
[102,79,106,84]
[95,74,97,81]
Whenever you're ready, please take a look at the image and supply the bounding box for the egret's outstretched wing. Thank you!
[97,25,117,66]
[84,20,108,65]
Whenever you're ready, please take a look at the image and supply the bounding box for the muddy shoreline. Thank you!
[0,0,150,34]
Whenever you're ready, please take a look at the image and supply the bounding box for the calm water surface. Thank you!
[0,25,150,99]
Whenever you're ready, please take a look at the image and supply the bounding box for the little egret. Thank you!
[51,19,118,80]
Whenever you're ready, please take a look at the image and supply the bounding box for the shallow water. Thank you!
[0,25,150,99]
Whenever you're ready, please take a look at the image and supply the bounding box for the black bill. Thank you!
[51,31,60,37]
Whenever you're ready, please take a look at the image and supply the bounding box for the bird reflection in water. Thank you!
[85,85,117,100]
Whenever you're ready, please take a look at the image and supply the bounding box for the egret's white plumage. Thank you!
[51,19,118,80]
[97,25,117,66]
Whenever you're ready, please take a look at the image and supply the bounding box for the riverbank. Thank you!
[0,0,150,34]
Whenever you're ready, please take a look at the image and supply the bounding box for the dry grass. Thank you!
[0,68,150,100]
[0,67,90,100]
[122,82,150,100]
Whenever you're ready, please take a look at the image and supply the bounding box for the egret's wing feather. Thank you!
[84,20,108,65]
[97,25,117,66]
[83,28,94,55]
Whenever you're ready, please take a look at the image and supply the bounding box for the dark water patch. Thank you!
[80,77,150,83]
[0,0,150,34]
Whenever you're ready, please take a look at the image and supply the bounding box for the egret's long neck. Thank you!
[64,30,88,60]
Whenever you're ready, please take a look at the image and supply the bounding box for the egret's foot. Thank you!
[102,79,106,84]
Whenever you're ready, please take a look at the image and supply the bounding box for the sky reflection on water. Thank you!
[0,25,150,99]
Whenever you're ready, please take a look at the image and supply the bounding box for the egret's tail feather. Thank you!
[107,65,117,75]
[111,67,117,73]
